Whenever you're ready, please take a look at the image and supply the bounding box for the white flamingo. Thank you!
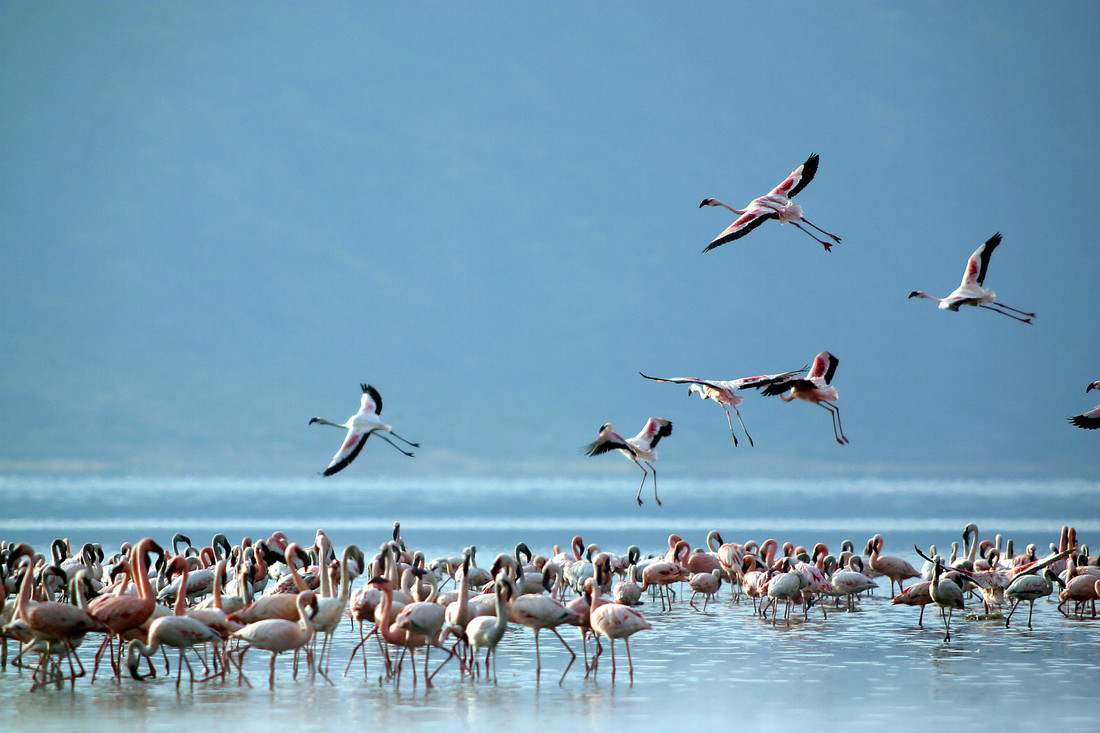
[639,368,806,446]
[309,383,419,475]
[700,153,841,252]
[584,418,673,506]
[908,233,1034,323]
[761,351,849,444]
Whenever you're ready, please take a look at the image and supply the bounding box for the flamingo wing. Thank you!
[585,428,636,458]
[639,372,723,389]
[732,368,809,390]
[959,233,1001,288]
[761,378,813,397]
[321,428,370,476]
[807,351,839,384]
[771,153,819,199]
[702,208,774,252]
[634,417,672,449]
[1068,405,1100,429]
[359,383,382,416]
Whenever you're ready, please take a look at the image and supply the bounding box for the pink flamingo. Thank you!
[88,537,162,681]
[589,558,651,683]
[868,535,920,597]
[909,233,1034,323]
[229,590,319,688]
[585,418,673,505]
[700,153,841,252]
[639,367,805,446]
[761,351,849,444]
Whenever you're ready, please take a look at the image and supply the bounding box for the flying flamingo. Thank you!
[584,418,673,505]
[1068,382,1100,429]
[908,233,1034,324]
[639,367,806,446]
[699,153,841,252]
[761,351,848,444]
[309,383,419,475]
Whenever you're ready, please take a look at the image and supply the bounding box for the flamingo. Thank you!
[929,560,965,642]
[639,367,806,446]
[506,566,581,684]
[229,590,319,688]
[465,572,510,681]
[125,559,222,688]
[589,559,651,683]
[688,569,722,612]
[309,383,419,475]
[1005,568,1062,629]
[1068,382,1100,429]
[867,535,921,598]
[88,537,163,681]
[700,153,841,252]
[761,351,849,444]
[584,418,673,505]
[908,233,1034,324]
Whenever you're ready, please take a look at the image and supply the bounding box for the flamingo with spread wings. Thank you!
[585,418,673,506]
[700,153,841,252]
[638,368,805,446]
[908,233,1034,324]
[761,351,849,445]
[309,383,419,476]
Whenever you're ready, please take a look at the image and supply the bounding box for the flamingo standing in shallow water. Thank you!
[700,153,841,252]
[585,418,673,505]
[1068,382,1100,429]
[309,383,419,475]
[589,559,650,683]
[761,351,849,444]
[229,591,319,688]
[639,368,806,446]
[908,233,1034,324]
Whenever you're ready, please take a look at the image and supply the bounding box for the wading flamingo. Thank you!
[309,383,419,475]
[639,368,806,446]
[761,351,848,444]
[589,559,651,683]
[584,418,673,505]
[908,233,1034,324]
[700,153,841,252]
[229,591,319,688]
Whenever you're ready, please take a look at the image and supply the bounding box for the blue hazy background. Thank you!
[2,3,1097,479]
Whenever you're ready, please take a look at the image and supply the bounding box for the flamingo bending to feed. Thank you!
[639,368,805,446]
[908,233,1034,324]
[309,383,419,475]
[585,418,673,505]
[700,153,841,252]
[761,351,849,444]
[1068,382,1100,429]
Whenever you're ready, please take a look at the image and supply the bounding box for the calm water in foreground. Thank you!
[1,475,1098,732]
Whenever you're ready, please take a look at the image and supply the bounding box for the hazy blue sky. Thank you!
[2,3,1098,479]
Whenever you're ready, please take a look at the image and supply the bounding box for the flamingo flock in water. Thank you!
[1,523,1095,692]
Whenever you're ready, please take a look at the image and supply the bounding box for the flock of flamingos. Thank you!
[4,154,1097,695]
[1,521,1097,692]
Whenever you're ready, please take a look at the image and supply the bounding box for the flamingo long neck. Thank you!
[132,541,155,603]
[174,562,189,615]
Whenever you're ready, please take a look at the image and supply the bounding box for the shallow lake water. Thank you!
[1,475,1097,731]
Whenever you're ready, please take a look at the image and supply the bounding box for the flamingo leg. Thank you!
[978,304,1033,323]
[819,402,848,444]
[375,433,415,457]
[989,301,1036,317]
[790,222,834,251]
[387,429,420,448]
[633,460,649,506]
[731,404,754,447]
[799,215,842,243]
[720,405,740,447]
[646,461,661,506]
[551,628,576,685]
